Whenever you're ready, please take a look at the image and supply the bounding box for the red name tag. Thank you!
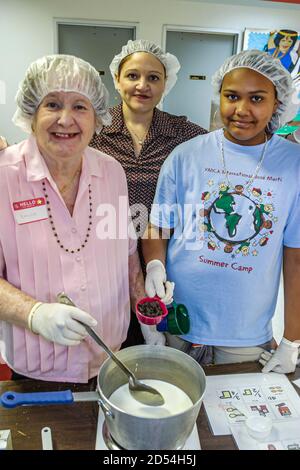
[13,198,46,210]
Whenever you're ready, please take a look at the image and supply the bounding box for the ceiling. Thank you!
[179,0,300,8]
[263,0,300,4]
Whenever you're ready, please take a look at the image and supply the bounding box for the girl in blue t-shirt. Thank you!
[142,50,300,374]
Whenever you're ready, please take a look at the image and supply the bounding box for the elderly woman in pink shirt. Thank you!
[0,55,144,382]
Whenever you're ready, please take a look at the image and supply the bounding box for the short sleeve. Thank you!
[284,192,300,248]
[150,152,179,229]
[112,159,137,255]
[0,241,5,278]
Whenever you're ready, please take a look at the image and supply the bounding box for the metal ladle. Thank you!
[56,293,165,407]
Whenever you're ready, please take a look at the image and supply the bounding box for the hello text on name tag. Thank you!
[13,197,48,225]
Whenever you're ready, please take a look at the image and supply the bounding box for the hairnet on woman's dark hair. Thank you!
[211,49,299,133]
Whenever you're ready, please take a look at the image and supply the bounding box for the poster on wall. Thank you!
[243,29,300,78]
[243,28,300,134]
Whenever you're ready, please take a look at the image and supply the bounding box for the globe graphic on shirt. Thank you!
[208,192,263,243]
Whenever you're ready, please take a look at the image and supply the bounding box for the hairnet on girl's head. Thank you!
[211,49,299,133]
[109,39,181,97]
[12,54,111,134]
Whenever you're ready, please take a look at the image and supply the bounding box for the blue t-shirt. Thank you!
[150,129,300,346]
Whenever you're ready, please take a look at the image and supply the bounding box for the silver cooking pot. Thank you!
[97,344,206,450]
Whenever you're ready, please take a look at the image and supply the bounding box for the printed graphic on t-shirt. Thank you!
[200,180,277,258]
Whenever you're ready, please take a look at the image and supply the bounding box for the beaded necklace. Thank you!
[42,180,92,253]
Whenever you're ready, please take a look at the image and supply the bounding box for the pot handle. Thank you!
[0,390,74,408]
[97,396,114,419]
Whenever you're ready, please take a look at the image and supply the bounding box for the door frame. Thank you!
[161,25,242,114]
[53,18,139,53]
[162,24,242,55]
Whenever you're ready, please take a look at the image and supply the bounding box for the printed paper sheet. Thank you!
[203,373,300,436]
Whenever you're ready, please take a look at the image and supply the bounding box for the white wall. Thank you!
[1,0,300,143]
[0,0,295,340]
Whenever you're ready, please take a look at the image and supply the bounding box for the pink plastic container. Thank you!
[136,296,168,325]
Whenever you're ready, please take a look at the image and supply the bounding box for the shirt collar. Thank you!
[24,135,51,182]
[149,107,178,138]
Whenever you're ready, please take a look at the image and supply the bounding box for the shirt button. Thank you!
[80,285,86,291]
[71,227,77,233]
[76,256,81,262]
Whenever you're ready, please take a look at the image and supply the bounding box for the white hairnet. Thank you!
[211,49,299,133]
[109,39,180,97]
[12,54,111,134]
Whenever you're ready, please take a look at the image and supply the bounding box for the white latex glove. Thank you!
[259,337,300,374]
[293,128,300,144]
[140,324,166,346]
[31,303,97,346]
[145,259,175,305]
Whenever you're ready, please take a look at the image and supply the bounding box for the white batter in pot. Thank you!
[109,379,193,418]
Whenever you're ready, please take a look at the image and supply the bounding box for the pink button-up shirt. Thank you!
[0,136,136,382]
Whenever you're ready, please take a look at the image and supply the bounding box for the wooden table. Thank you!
[0,362,299,450]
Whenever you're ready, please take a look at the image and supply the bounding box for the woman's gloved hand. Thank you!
[140,324,166,346]
[259,337,300,373]
[29,302,97,346]
[145,260,175,305]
